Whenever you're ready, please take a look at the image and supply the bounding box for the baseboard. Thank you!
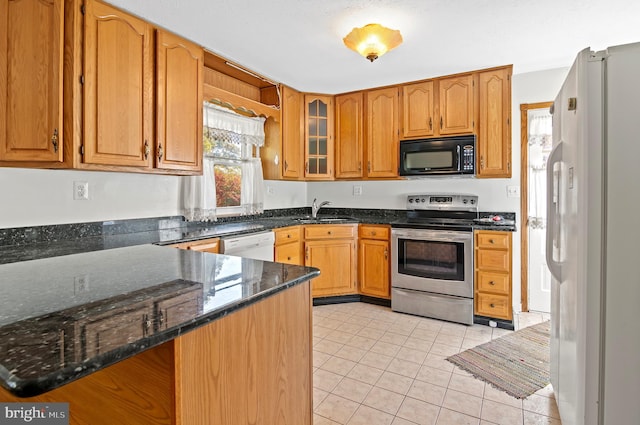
[473,315,515,330]
[312,294,390,307]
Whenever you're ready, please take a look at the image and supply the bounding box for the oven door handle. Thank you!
[392,229,471,242]
[457,145,461,172]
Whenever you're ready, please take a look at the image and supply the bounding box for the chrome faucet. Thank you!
[311,198,332,218]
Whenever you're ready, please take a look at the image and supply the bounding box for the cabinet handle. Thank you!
[384,248,388,260]
[480,155,485,169]
[489,280,496,285]
[367,161,371,173]
[440,116,443,129]
[429,117,432,130]
[490,303,495,308]
[158,310,165,325]
[51,128,59,153]
[284,160,288,171]
[305,246,309,259]
[157,143,164,161]
[143,315,152,331]
[358,161,362,171]
[305,161,309,173]
[143,140,150,159]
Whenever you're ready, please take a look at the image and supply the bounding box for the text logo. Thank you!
[0,403,68,424]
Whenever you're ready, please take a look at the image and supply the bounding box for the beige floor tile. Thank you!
[423,354,455,373]
[314,336,324,346]
[345,334,378,351]
[362,386,405,415]
[314,387,330,409]
[360,351,394,370]
[368,319,393,331]
[334,345,367,363]
[332,377,374,403]
[403,337,434,352]
[315,339,345,355]
[371,340,403,357]
[523,410,562,425]
[316,317,344,330]
[483,384,523,409]
[338,322,366,335]
[396,346,428,364]
[315,394,360,424]
[464,326,493,339]
[325,330,356,344]
[347,405,395,425]
[314,350,332,368]
[523,394,560,419]
[320,356,357,376]
[314,368,344,392]
[415,365,452,388]
[434,334,464,348]
[314,413,341,425]
[330,311,354,322]
[314,326,334,338]
[407,379,447,406]
[438,323,468,337]
[386,357,421,379]
[416,319,444,332]
[491,328,512,339]
[429,343,460,357]
[480,399,523,425]
[436,408,481,425]
[359,327,387,340]
[451,365,474,378]
[534,384,555,398]
[461,337,487,350]
[411,328,439,342]
[396,397,440,425]
[448,374,485,398]
[380,331,409,346]
[442,388,482,418]
[387,324,417,336]
[376,371,414,395]
[391,417,419,425]
[346,363,385,385]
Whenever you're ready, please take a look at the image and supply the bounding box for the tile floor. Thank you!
[312,302,560,425]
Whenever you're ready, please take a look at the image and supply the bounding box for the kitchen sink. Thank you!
[293,216,353,224]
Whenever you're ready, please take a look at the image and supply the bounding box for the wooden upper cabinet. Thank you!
[438,74,475,135]
[401,81,435,139]
[83,0,153,168]
[155,30,203,172]
[281,85,303,179]
[335,92,364,179]
[477,67,512,178]
[0,0,64,163]
[366,87,399,178]
[304,94,333,179]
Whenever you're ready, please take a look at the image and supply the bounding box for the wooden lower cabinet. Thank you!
[274,225,303,265]
[358,224,390,298]
[304,224,357,297]
[474,230,513,320]
[168,237,220,253]
[0,281,313,425]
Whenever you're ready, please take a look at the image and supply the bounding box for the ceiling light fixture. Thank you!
[343,23,403,62]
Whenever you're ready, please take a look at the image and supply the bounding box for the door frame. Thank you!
[520,101,553,312]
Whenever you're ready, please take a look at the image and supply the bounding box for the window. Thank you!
[181,102,266,222]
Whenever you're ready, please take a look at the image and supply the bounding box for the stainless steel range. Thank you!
[391,193,478,325]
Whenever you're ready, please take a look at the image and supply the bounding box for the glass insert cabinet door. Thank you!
[304,95,334,179]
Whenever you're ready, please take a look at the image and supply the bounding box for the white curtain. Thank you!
[181,102,266,221]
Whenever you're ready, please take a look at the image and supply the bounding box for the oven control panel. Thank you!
[406,194,478,211]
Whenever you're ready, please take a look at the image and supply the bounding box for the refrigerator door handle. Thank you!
[546,141,563,280]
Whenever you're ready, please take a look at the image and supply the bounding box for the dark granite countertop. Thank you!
[0,244,319,397]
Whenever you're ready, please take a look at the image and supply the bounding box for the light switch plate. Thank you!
[507,185,520,198]
[353,185,363,196]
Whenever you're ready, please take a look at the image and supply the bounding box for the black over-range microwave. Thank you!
[399,135,476,176]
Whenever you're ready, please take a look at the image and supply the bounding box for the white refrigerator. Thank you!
[547,42,640,425]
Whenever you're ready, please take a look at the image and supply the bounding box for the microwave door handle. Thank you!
[457,145,461,172]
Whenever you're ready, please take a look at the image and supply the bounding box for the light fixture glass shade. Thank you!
[343,23,403,62]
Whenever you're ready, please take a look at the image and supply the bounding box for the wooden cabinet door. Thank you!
[366,87,399,178]
[84,304,153,358]
[304,94,333,179]
[155,30,203,172]
[83,0,153,167]
[358,238,390,298]
[305,239,356,297]
[275,241,303,265]
[438,74,475,135]
[0,0,63,162]
[402,81,435,139]
[477,67,512,178]
[335,92,364,178]
[156,288,202,331]
[281,85,303,179]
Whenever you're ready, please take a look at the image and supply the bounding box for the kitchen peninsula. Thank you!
[0,244,319,425]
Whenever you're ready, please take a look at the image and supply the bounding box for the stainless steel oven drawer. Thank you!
[391,287,473,325]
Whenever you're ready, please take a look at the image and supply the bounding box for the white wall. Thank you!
[0,168,181,228]
[263,180,308,210]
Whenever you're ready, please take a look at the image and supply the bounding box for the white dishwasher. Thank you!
[220,231,275,261]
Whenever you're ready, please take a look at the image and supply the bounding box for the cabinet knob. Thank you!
[489,239,495,244]
[287,256,292,261]
[372,231,377,236]
[490,303,495,308]
[143,140,150,159]
[158,311,165,325]
[287,234,291,238]
[51,128,59,153]
[327,231,332,235]
[157,143,164,161]
[489,280,496,285]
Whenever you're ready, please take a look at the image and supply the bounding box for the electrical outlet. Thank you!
[507,185,520,198]
[74,181,89,200]
[266,185,275,195]
[353,185,363,196]
[74,275,90,293]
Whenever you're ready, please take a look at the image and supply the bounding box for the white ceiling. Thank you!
[108,0,640,94]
